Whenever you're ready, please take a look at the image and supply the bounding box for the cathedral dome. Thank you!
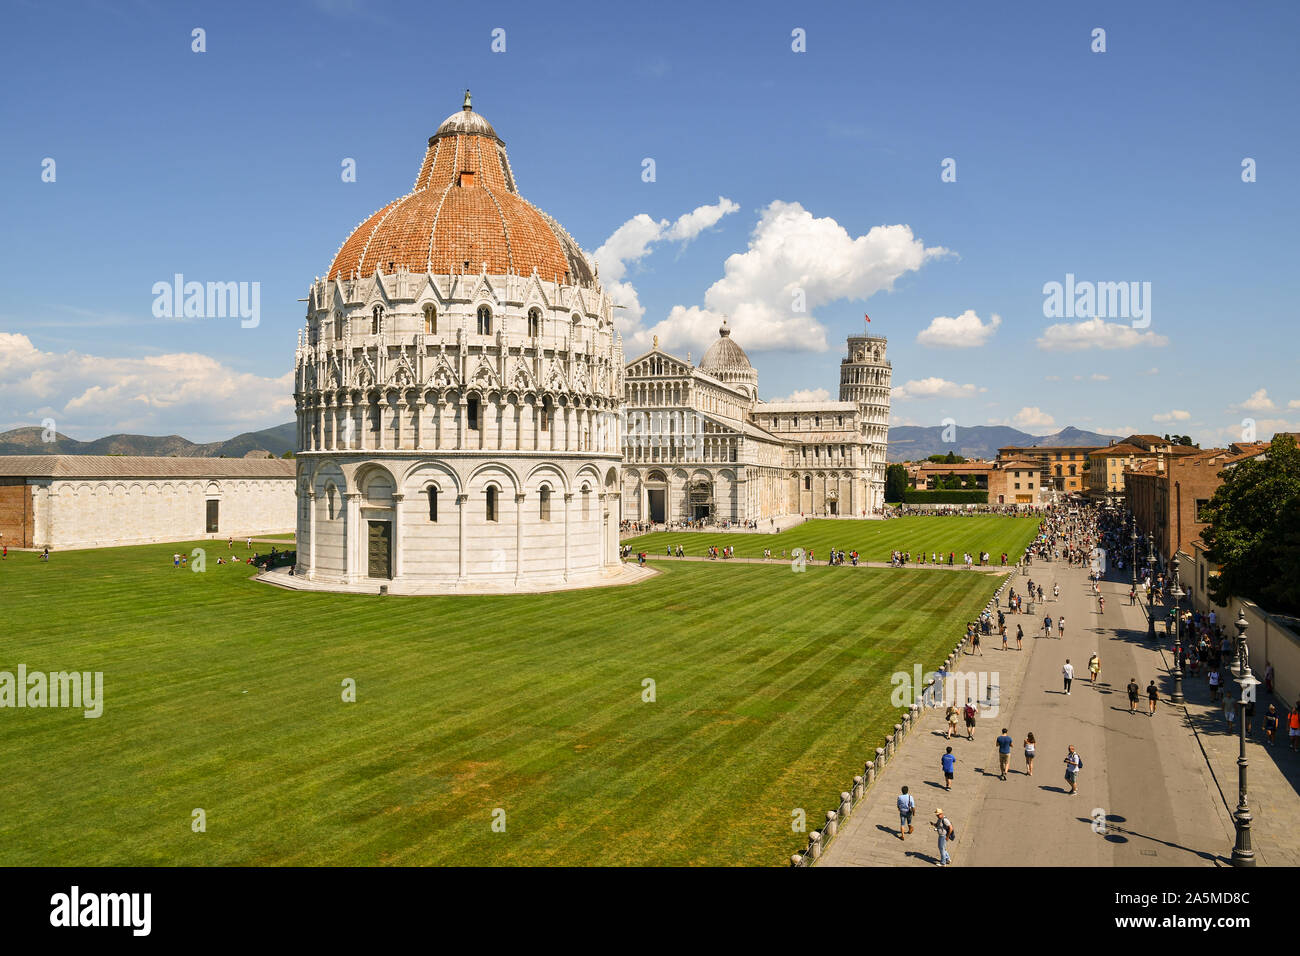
[699,319,753,373]
[326,91,595,286]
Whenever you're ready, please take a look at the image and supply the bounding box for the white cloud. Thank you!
[631,200,949,355]
[1014,406,1056,429]
[1237,388,1276,412]
[769,388,831,403]
[0,332,294,440]
[1152,409,1191,422]
[893,377,982,400]
[593,197,741,336]
[1036,318,1169,351]
[1289,399,1300,409]
[916,310,1000,348]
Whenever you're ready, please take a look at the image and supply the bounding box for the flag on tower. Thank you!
[864,313,871,323]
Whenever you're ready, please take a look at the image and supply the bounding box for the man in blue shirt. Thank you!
[996,728,1014,779]
[896,786,916,839]
[941,747,956,790]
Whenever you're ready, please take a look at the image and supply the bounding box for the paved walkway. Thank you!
[822,556,1266,867]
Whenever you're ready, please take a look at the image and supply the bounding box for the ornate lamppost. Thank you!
[1130,523,1138,594]
[1146,538,1157,641]
[1170,555,1185,705]
[1230,609,1258,867]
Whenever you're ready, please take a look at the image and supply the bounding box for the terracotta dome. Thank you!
[327,91,595,286]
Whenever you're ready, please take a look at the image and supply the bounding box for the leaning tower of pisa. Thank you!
[839,331,892,512]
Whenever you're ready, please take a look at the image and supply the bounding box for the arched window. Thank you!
[539,486,551,521]
[804,475,812,491]
[334,312,343,339]
[427,486,438,521]
[477,305,492,335]
[423,304,437,335]
[528,308,541,337]
[540,399,550,431]
[572,313,582,326]
[371,305,384,334]
[485,486,497,522]
[326,486,338,520]
[467,396,480,431]
[581,484,591,520]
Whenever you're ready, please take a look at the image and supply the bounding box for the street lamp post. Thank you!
[1170,556,1185,705]
[1130,523,1138,595]
[1146,538,1157,641]
[1231,609,1257,867]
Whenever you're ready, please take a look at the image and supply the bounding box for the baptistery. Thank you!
[292,93,625,592]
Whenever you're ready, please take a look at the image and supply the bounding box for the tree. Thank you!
[1202,434,1300,615]
[884,463,908,503]
[281,451,296,459]
[927,452,966,464]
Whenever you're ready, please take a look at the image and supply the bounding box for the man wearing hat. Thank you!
[933,809,954,865]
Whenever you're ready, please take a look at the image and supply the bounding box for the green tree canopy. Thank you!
[884,463,908,503]
[1202,434,1300,615]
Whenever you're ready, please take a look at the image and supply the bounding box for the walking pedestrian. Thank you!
[945,703,960,739]
[1127,677,1140,714]
[1023,732,1036,775]
[1291,705,1300,752]
[971,628,982,656]
[1058,615,1066,638]
[1062,659,1074,695]
[1147,680,1159,715]
[996,728,1013,780]
[1063,745,1083,795]
[1088,653,1101,685]
[897,786,916,839]
[1264,704,1279,746]
[1043,613,1052,639]
[933,809,954,866]
[963,699,977,740]
[941,746,956,790]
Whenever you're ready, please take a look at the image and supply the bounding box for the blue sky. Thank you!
[2,0,1297,445]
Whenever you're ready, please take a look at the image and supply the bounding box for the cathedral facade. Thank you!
[292,95,624,591]
[622,322,891,524]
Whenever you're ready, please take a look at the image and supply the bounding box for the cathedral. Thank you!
[291,94,625,591]
[622,322,892,523]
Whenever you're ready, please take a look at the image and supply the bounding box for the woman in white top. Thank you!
[1023,732,1036,776]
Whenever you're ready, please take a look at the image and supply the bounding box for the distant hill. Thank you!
[889,424,1123,462]
[0,422,298,458]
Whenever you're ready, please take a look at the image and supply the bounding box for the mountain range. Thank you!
[0,422,298,458]
[1,421,1121,464]
[887,425,1124,462]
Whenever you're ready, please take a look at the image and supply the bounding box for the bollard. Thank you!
[825,810,838,839]
[852,775,864,801]
[865,760,876,786]
[910,702,921,725]
[901,712,911,739]
[809,830,822,860]
[893,723,903,750]
[790,854,804,868]
[884,735,894,760]
[840,791,852,816]
[875,746,886,770]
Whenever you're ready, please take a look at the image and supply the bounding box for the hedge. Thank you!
[901,490,989,505]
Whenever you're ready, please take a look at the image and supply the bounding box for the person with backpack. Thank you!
[1064,745,1083,795]
[963,699,977,740]
[945,703,960,740]
[896,786,916,839]
[933,809,954,866]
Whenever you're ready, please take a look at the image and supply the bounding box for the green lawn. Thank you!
[1,539,1003,866]
[624,515,1042,563]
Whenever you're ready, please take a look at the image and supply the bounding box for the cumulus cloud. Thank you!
[593,197,740,337]
[768,388,831,403]
[630,200,949,355]
[893,377,983,400]
[916,310,1000,348]
[0,332,294,440]
[1014,406,1056,429]
[1152,410,1191,422]
[1236,388,1276,412]
[1036,318,1169,351]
